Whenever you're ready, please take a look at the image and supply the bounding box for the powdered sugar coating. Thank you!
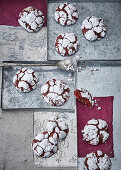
[55,33,79,56]
[84,150,111,170]
[82,119,109,145]
[18,6,44,32]
[81,16,107,41]
[32,132,58,158]
[41,79,70,106]
[74,88,94,107]
[46,116,69,141]
[54,3,78,26]
[13,67,38,92]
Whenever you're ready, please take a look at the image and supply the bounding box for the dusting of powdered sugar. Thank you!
[46,116,69,141]
[32,131,58,158]
[18,6,44,32]
[84,150,111,170]
[13,67,38,92]
[82,118,109,145]
[55,33,79,56]
[81,16,107,41]
[54,3,78,26]
[41,79,70,106]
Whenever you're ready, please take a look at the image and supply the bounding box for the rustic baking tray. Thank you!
[1,61,76,111]
[48,1,121,61]
[77,60,121,170]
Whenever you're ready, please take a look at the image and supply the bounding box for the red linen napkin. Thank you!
[0,0,47,27]
[77,96,114,158]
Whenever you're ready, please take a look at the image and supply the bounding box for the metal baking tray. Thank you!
[48,1,121,60]
[1,61,76,111]
[77,60,121,170]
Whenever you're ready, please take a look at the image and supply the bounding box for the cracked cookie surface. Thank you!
[54,3,78,26]
[55,33,79,56]
[82,119,109,145]
[32,131,58,158]
[47,116,69,141]
[13,67,38,93]
[41,79,70,106]
[84,150,111,170]
[81,16,107,41]
[18,6,44,32]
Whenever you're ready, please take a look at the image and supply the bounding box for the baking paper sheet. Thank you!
[77,96,114,158]
[34,111,77,169]
[0,0,47,27]
[0,26,47,62]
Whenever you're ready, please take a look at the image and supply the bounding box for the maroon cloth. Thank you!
[0,0,47,27]
[77,96,114,158]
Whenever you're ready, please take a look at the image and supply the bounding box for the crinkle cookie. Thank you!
[55,33,79,56]
[18,6,44,32]
[74,88,94,107]
[41,79,70,106]
[82,119,109,145]
[32,132,58,158]
[46,116,69,141]
[54,3,78,26]
[84,150,111,170]
[81,16,107,41]
[13,67,38,93]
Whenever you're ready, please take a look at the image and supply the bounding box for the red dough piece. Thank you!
[74,89,94,107]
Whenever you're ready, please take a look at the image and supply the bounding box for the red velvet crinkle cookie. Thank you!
[18,6,44,32]
[32,131,58,158]
[82,119,109,145]
[13,67,38,93]
[81,16,107,41]
[84,150,111,170]
[55,33,79,56]
[74,88,94,107]
[54,3,78,26]
[41,79,70,106]
[46,116,69,141]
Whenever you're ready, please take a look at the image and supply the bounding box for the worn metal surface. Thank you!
[77,60,121,170]
[48,2,121,60]
[1,65,75,110]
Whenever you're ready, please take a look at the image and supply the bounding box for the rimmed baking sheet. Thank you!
[77,60,121,170]
[33,111,77,169]
[48,1,121,60]
[1,61,76,110]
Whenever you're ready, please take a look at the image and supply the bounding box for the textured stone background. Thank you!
[0,0,121,170]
